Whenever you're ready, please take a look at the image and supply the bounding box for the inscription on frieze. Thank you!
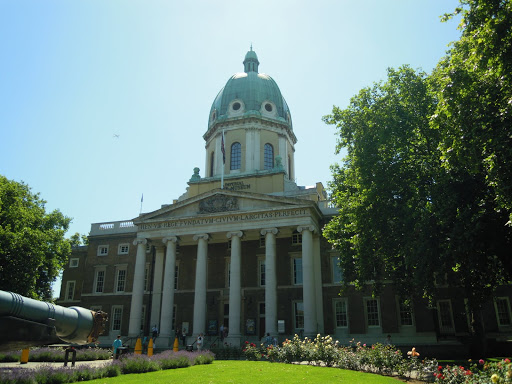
[224,181,251,191]
[199,195,239,213]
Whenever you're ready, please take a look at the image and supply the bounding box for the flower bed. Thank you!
[0,350,214,384]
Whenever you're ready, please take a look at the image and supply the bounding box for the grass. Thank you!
[86,360,405,384]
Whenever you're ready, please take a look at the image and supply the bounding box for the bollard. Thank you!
[173,336,179,352]
[134,337,142,354]
[20,348,29,364]
[148,338,154,357]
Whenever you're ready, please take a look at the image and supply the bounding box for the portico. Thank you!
[127,190,324,345]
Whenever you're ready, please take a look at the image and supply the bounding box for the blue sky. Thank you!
[0,0,461,293]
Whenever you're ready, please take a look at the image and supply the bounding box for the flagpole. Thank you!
[221,130,225,189]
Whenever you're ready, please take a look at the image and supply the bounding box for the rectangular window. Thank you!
[293,258,303,285]
[227,239,231,250]
[294,302,304,330]
[65,281,75,301]
[94,269,105,293]
[141,305,146,332]
[111,306,123,331]
[97,245,109,256]
[259,259,266,286]
[494,297,512,327]
[398,298,414,326]
[225,260,231,288]
[116,268,126,292]
[365,298,380,327]
[69,258,79,268]
[174,265,179,290]
[259,235,265,248]
[144,264,150,291]
[332,255,343,284]
[437,300,455,333]
[118,244,129,255]
[334,299,348,328]
[291,232,302,245]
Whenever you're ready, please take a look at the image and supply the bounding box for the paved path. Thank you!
[0,359,111,370]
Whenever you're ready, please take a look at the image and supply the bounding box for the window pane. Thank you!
[264,143,274,169]
[117,269,126,292]
[112,307,122,331]
[259,260,266,286]
[496,298,511,326]
[230,142,241,170]
[294,302,304,329]
[294,258,303,285]
[332,256,343,283]
[335,300,348,327]
[438,301,453,328]
[95,271,104,293]
[399,299,413,326]
[366,299,380,326]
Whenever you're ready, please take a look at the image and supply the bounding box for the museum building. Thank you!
[58,49,512,353]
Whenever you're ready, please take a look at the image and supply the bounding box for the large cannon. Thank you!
[0,290,108,352]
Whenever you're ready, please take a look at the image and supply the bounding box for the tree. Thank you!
[0,175,72,300]
[323,0,512,351]
[323,66,442,298]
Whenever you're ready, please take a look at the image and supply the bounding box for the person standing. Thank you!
[152,325,159,340]
[220,324,224,341]
[112,335,123,359]
[196,333,204,351]
[181,328,187,346]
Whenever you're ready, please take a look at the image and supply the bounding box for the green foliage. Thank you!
[0,175,72,300]
[323,0,512,315]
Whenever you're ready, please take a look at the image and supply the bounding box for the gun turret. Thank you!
[0,290,108,352]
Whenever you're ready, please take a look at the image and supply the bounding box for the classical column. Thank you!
[150,246,165,330]
[298,225,317,337]
[227,231,243,338]
[193,233,209,336]
[160,236,178,340]
[261,228,278,336]
[128,238,147,336]
[313,235,324,334]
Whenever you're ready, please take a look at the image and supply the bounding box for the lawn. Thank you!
[86,360,407,384]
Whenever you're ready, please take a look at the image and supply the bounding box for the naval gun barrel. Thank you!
[0,290,107,351]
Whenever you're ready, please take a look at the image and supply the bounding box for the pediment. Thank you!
[135,189,315,223]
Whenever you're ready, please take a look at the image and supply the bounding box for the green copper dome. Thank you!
[208,49,292,130]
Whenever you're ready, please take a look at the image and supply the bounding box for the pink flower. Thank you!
[479,359,485,365]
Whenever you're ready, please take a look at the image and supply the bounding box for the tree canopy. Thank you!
[0,175,72,300]
[323,0,512,312]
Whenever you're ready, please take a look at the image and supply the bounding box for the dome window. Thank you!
[211,110,217,122]
[228,100,244,116]
[230,142,241,170]
[264,143,274,170]
[265,103,273,112]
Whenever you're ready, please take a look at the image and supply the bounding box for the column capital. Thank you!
[297,225,316,234]
[260,228,278,236]
[226,231,243,239]
[133,238,148,246]
[193,233,209,242]
[162,236,179,244]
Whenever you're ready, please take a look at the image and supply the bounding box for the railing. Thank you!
[90,221,137,236]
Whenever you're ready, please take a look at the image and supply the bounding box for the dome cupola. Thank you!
[203,49,297,182]
[207,49,293,132]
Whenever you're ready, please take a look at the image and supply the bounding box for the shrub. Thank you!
[119,354,160,374]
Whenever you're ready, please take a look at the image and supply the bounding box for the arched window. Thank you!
[264,143,274,170]
[230,142,241,170]
[288,155,292,179]
[210,151,215,177]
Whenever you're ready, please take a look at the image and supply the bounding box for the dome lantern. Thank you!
[243,46,259,73]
